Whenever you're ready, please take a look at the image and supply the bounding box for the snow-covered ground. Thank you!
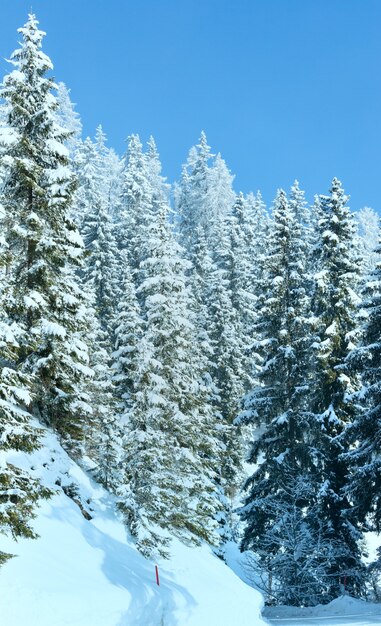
[264,596,381,625]
[0,430,266,626]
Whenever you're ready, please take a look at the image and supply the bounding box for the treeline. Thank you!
[0,15,380,606]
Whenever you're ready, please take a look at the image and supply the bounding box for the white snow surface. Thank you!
[264,596,381,625]
[0,429,266,626]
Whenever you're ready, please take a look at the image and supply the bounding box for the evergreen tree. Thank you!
[228,192,258,344]
[72,137,98,229]
[94,125,122,221]
[145,136,171,210]
[189,225,216,385]
[116,134,151,274]
[0,318,49,552]
[207,248,246,491]
[0,14,92,454]
[176,133,235,260]
[55,81,82,156]
[112,265,143,415]
[84,303,120,492]
[176,131,213,257]
[345,221,381,529]
[309,178,365,597]
[244,190,271,376]
[289,180,310,231]
[238,189,319,604]
[206,152,236,248]
[78,137,119,340]
[355,206,380,278]
[117,207,221,557]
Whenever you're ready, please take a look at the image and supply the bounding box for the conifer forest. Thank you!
[1,14,381,614]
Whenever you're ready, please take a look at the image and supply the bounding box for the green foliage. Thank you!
[0,14,91,454]
[0,463,51,540]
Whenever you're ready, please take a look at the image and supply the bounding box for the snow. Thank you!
[40,318,67,338]
[0,429,266,626]
[0,125,18,145]
[264,596,381,625]
[47,138,69,157]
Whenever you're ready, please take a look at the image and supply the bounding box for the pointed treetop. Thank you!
[8,12,53,76]
[291,179,300,192]
[232,192,245,220]
[199,129,208,146]
[147,135,158,157]
[17,12,46,51]
[330,177,349,205]
[274,188,288,206]
[211,152,235,185]
[96,124,107,146]
[197,131,213,162]
[125,133,143,159]
[24,12,41,33]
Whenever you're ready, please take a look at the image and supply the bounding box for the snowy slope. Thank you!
[265,596,381,625]
[0,429,266,626]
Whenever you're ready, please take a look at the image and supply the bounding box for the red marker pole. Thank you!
[155,565,160,586]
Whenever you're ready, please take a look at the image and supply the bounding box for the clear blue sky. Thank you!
[0,0,380,211]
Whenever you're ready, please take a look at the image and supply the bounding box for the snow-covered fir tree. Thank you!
[345,220,381,529]
[243,190,271,371]
[176,133,235,259]
[0,14,92,454]
[228,192,258,348]
[116,134,152,274]
[0,317,49,557]
[308,178,366,598]
[55,82,82,156]
[84,302,120,492]
[207,246,246,490]
[176,131,213,257]
[112,265,143,416]
[238,188,320,605]
[205,152,236,248]
[94,125,122,221]
[355,206,380,278]
[77,137,119,340]
[117,206,222,557]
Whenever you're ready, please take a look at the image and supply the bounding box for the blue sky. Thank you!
[0,0,380,211]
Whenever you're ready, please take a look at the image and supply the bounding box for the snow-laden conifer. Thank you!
[308,178,365,598]
[176,134,235,259]
[117,206,221,557]
[77,137,120,340]
[112,265,143,416]
[355,206,380,278]
[176,132,212,257]
[0,318,49,550]
[207,250,246,487]
[84,303,120,492]
[237,189,318,604]
[0,14,92,453]
[94,125,122,221]
[116,134,152,274]
[55,82,82,156]
[345,221,381,529]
